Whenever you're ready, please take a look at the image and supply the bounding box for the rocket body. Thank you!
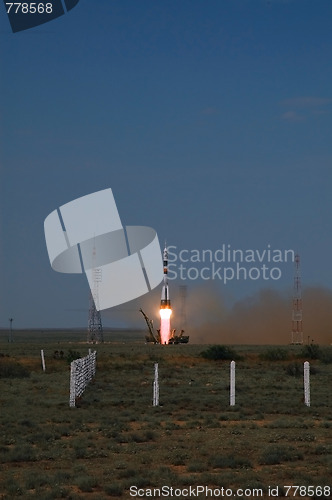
[160,245,172,344]
[160,246,171,308]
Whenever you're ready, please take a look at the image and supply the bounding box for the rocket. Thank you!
[160,245,171,308]
[159,244,172,345]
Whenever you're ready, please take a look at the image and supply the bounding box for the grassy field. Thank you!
[0,332,331,499]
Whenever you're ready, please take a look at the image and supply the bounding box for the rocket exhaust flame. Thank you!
[160,308,172,344]
[160,308,172,320]
[141,243,189,345]
[160,244,171,344]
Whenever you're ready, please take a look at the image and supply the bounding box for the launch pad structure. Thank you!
[139,243,189,344]
[140,308,160,344]
[140,307,189,344]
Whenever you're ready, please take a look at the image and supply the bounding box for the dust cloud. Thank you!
[103,282,332,345]
[185,283,332,345]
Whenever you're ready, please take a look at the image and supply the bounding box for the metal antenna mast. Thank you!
[87,244,103,343]
[291,254,303,345]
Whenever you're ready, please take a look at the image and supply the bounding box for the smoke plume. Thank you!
[186,283,332,345]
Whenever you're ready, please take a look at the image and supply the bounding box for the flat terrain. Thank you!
[0,331,331,499]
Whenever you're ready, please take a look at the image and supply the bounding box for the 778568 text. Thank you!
[6,3,53,14]
[283,486,331,497]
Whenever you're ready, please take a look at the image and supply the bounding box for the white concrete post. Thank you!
[304,361,310,407]
[153,363,159,407]
[41,349,46,372]
[230,360,235,406]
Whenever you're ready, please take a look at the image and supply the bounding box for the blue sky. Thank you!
[0,0,331,330]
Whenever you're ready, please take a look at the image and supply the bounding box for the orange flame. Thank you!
[160,308,172,320]
[160,308,172,344]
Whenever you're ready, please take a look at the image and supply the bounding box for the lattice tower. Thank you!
[291,254,303,345]
[87,245,103,343]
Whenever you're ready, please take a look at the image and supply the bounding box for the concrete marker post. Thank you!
[230,360,235,406]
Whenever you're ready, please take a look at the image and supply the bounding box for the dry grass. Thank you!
[0,336,331,498]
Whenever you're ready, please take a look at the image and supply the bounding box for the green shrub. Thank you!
[117,468,137,479]
[259,445,303,464]
[285,362,302,377]
[318,347,332,364]
[300,344,320,360]
[129,432,148,443]
[314,445,331,455]
[7,445,37,462]
[209,455,252,469]
[24,472,50,489]
[66,349,81,364]
[3,478,24,497]
[187,461,207,472]
[0,359,30,378]
[260,348,289,361]
[200,345,240,361]
[144,430,156,441]
[171,454,188,466]
[104,483,123,496]
[75,475,98,492]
